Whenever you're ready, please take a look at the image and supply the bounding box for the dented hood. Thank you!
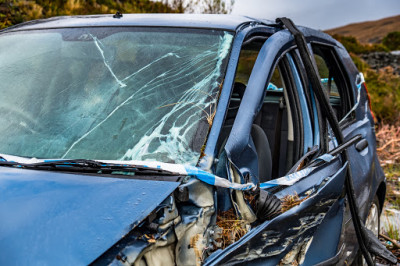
[0,166,180,265]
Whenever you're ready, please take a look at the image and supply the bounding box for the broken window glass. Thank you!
[0,27,233,165]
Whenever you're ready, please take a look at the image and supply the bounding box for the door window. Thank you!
[312,45,352,121]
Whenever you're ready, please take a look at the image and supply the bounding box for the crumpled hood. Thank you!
[0,166,180,265]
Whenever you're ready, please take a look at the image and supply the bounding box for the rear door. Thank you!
[311,43,377,217]
[310,43,379,261]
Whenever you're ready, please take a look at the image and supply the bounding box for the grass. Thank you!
[382,164,400,210]
[384,216,400,242]
[216,209,249,249]
[376,124,400,262]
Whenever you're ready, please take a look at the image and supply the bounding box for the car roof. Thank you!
[1,13,338,49]
[1,14,276,32]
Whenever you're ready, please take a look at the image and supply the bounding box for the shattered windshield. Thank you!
[0,27,233,165]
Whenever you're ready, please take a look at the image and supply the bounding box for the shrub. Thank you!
[332,34,389,54]
[382,31,400,51]
[364,67,400,123]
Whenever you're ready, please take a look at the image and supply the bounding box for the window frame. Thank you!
[310,42,355,126]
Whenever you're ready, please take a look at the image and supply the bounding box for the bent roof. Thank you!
[2,14,274,32]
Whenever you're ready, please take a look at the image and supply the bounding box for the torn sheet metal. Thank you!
[204,162,348,265]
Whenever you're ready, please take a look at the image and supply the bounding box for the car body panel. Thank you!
[0,14,387,265]
[0,166,179,265]
[204,161,348,265]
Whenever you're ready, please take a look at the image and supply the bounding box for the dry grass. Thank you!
[281,193,309,213]
[376,123,400,165]
[376,123,400,262]
[376,123,400,209]
[216,209,249,249]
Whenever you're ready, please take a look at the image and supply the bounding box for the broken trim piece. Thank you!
[260,153,334,189]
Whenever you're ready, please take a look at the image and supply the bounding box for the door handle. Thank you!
[355,138,368,152]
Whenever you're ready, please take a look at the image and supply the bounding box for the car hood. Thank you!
[0,166,180,265]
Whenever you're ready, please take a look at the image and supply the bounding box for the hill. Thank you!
[326,15,400,44]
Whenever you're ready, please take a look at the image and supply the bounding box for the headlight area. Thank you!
[93,179,217,265]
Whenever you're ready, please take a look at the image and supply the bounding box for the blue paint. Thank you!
[223,30,295,179]
[0,166,179,265]
[287,53,313,154]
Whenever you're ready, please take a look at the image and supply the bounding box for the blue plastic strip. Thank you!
[320,78,333,84]
[260,167,315,189]
[267,82,283,91]
[259,153,334,189]
[287,54,313,154]
[184,166,256,191]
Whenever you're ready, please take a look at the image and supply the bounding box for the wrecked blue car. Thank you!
[0,14,396,265]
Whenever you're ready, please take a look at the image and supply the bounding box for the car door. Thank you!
[310,43,384,263]
[204,31,356,265]
[310,43,378,218]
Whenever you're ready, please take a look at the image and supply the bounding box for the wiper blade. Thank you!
[0,159,178,176]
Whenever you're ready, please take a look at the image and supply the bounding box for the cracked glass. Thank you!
[0,27,233,165]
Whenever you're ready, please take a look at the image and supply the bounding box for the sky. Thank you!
[231,0,400,30]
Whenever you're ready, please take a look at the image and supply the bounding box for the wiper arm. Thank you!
[0,159,178,176]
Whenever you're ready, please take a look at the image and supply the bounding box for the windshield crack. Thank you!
[90,34,127,87]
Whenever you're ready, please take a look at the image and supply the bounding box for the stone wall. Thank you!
[360,52,400,75]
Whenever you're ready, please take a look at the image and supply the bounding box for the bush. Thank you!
[382,31,400,51]
[0,0,182,29]
[332,34,389,54]
[349,52,370,73]
[364,67,400,123]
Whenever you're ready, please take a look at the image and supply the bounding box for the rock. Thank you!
[361,52,400,75]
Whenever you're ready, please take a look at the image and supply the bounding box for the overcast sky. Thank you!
[231,0,400,30]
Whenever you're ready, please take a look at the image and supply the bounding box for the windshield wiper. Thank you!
[0,159,178,176]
